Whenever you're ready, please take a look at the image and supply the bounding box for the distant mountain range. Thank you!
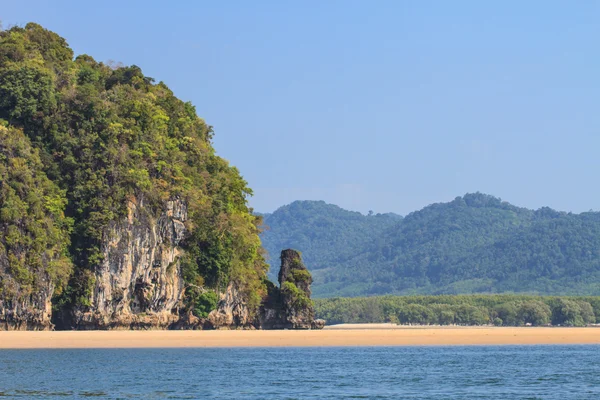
[260,193,600,298]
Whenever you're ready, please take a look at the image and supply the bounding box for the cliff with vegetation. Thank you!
[209,249,324,330]
[260,249,324,329]
[0,23,318,330]
[0,125,71,330]
[261,194,600,297]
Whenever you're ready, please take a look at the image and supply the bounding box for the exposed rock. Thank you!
[67,196,187,329]
[278,249,312,296]
[6,190,323,331]
[261,249,324,329]
[209,249,325,330]
[208,283,255,329]
[0,274,54,331]
[312,319,326,329]
[277,249,316,329]
[258,280,286,329]
[169,310,210,330]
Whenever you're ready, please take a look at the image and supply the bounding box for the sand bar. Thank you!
[1,327,600,348]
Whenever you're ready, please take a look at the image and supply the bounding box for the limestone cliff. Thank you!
[207,283,255,329]
[276,249,320,329]
[67,197,187,329]
[51,197,323,330]
[0,277,54,331]
[209,249,325,329]
[265,249,324,329]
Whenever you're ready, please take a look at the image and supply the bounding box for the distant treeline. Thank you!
[314,295,600,327]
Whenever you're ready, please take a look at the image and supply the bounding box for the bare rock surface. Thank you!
[70,197,187,329]
[0,278,54,331]
[208,283,254,329]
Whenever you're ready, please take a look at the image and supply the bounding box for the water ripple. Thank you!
[0,346,599,399]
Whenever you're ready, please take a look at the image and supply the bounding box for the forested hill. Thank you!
[260,201,401,282]
[0,23,269,329]
[260,194,600,298]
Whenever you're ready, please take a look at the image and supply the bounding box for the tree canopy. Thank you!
[315,294,600,327]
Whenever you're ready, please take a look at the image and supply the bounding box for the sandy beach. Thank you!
[0,326,599,348]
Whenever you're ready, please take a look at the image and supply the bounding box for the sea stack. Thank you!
[278,249,315,329]
[260,249,325,329]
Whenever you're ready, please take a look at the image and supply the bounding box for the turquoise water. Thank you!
[0,346,599,399]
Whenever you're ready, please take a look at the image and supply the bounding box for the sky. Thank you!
[3,1,600,215]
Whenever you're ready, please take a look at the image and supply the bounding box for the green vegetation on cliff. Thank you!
[261,194,600,297]
[0,23,267,320]
[315,295,600,327]
[0,125,72,300]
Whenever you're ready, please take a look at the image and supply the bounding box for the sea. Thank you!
[0,346,599,399]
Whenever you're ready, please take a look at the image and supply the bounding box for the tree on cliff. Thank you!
[0,22,268,327]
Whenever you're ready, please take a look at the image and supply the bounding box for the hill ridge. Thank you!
[260,192,600,297]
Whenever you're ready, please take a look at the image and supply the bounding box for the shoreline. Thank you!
[1,326,600,348]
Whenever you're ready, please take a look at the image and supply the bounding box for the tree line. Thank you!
[315,295,600,326]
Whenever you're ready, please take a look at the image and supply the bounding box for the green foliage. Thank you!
[0,125,72,298]
[282,281,311,308]
[494,302,520,326]
[454,304,490,325]
[290,269,312,283]
[517,300,551,326]
[0,23,267,315]
[260,200,401,283]
[315,294,599,326]
[550,298,596,327]
[398,304,434,324]
[0,63,56,122]
[195,291,219,318]
[262,193,600,297]
[187,290,218,318]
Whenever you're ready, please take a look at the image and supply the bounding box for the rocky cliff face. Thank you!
[210,249,325,329]
[0,23,284,332]
[49,196,323,330]
[0,274,54,331]
[1,191,322,331]
[69,197,187,329]
[207,283,255,329]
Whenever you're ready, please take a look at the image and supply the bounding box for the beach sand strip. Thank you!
[1,327,599,348]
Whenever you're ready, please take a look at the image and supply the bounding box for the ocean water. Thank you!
[0,346,599,399]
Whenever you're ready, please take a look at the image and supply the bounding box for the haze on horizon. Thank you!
[4,1,599,215]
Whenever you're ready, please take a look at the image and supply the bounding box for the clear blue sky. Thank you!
[3,1,599,215]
